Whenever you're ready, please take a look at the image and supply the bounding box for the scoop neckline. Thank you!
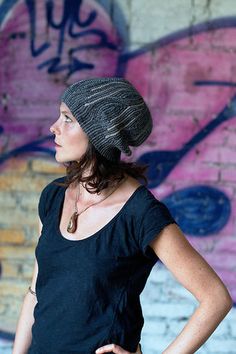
[56,183,145,243]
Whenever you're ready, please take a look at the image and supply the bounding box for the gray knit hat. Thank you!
[60,77,153,162]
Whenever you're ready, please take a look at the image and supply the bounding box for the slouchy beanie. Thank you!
[60,77,153,162]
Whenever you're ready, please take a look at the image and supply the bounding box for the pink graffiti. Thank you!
[0,0,235,304]
[125,28,236,301]
[0,0,120,155]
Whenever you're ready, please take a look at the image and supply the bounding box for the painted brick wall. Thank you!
[0,0,236,353]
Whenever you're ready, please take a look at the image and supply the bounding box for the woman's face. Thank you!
[50,102,89,163]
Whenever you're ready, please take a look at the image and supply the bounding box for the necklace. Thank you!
[67,176,128,233]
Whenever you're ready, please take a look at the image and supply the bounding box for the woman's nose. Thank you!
[50,123,59,135]
[50,115,61,135]
[50,125,55,134]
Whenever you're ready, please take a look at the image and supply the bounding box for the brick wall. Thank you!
[0,0,236,353]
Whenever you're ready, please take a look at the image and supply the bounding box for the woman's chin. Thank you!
[54,154,68,164]
[54,150,81,164]
[55,154,71,164]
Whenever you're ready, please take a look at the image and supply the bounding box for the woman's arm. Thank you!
[95,223,233,354]
[12,217,42,354]
[148,223,233,354]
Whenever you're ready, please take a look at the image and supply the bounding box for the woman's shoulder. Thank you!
[111,175,143,205]
[127,180,170,217]
[116,176,158,213]
[123,176,158,201]
[44,175,66,190]
[38,176,67,223]
[40,175,67,200]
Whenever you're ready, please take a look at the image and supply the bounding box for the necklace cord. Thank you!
[67,176,128,233]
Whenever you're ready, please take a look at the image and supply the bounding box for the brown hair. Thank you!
[54,141,149,193]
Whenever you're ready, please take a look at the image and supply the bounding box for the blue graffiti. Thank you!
[163,185,231,236]
[0,0,235,243]
[24,0,117,76]
[135,94,236,237]
[0,131,54,164]
[0,330,13,341]
[116,17,236,77]
[195,80,236,87]
[137,94,236,188]
[0,0,18,25]
[0,4,236,337]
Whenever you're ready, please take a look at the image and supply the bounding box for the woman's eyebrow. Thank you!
[61,110,72,116]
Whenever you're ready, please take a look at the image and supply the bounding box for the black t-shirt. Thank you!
[28,176,178,354]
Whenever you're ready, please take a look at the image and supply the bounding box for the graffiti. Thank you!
[25,0,117,76]
[0,0,121,132]
[0,0,236,344]
[121,21,236,305]
[136,95,236,236]
[163,185,231,236]
[0,132,53,164]
[138,95,236,187]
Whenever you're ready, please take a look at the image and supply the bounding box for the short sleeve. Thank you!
[38,185,49,224]
[138,198,178,259]
[37,176,65,225]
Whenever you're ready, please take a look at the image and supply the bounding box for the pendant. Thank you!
[67,211,78,233]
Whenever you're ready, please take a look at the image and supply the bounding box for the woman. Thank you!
[13,77,233,354]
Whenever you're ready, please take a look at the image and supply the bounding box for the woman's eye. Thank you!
[64,115,72,122]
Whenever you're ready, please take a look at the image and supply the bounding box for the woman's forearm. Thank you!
[12,291,37,354]
[162,293,233,354]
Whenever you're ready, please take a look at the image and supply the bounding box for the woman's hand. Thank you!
[95,343,138,353]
